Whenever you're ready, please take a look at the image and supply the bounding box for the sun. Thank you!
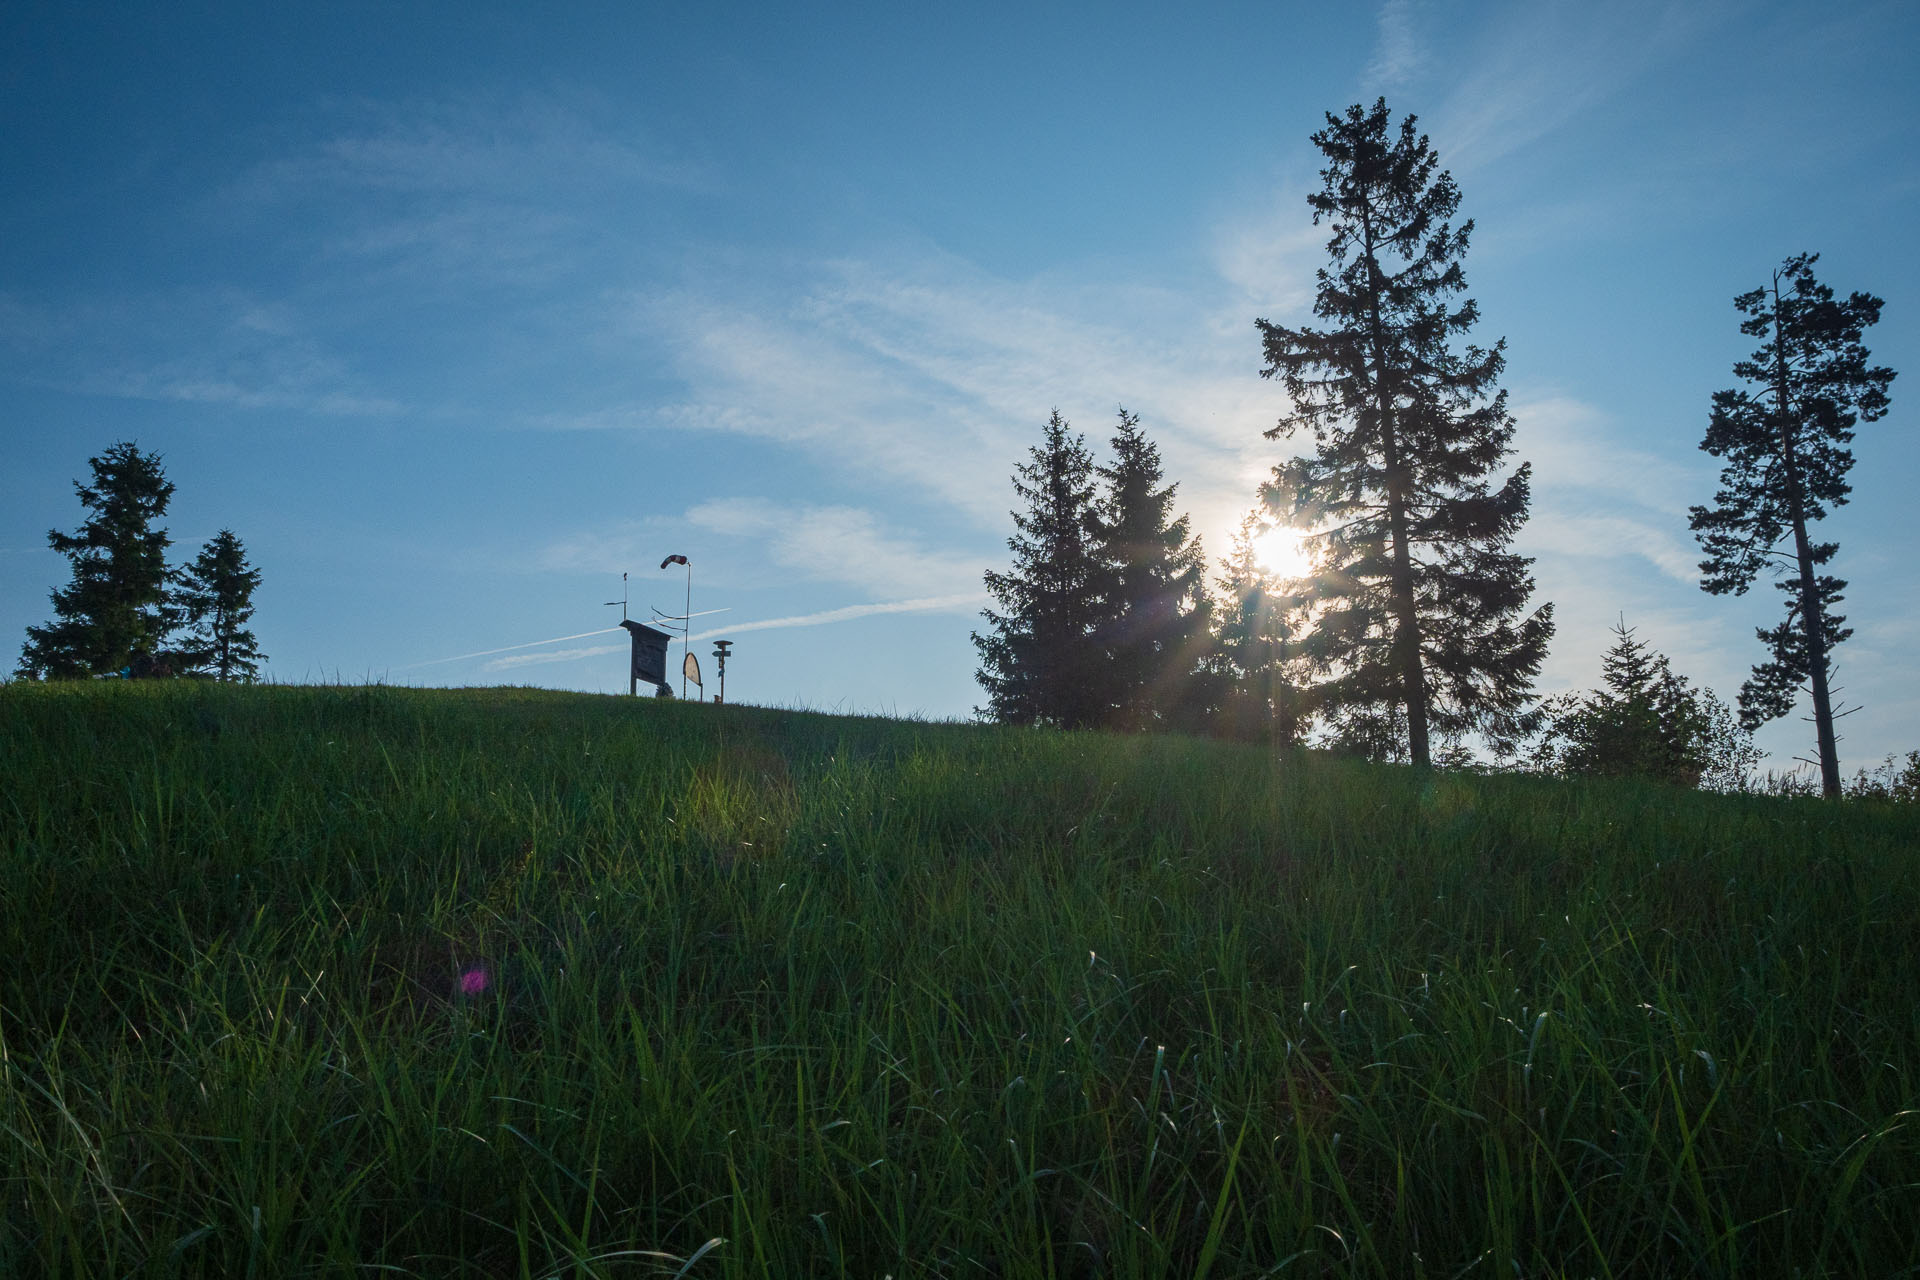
[1252,524,1313,580]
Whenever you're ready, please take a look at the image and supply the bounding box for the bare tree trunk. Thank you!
[1789,506,1842,798]
[1382,462,1430,767]
[1364,219,1431,769]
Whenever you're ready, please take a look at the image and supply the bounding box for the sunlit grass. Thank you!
[2,681,1916,1277]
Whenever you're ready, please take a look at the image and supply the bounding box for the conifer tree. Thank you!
[973,411,1105,728]
[1689,253,1894,798]
[1256,99,1552,766]
[1212,513,1310,746]
[173,529,267,681]
[17,442,176,679]
[1534,620,1760,790]
[1086,409,1212,731]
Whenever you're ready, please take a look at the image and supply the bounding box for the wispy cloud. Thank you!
[1211,194,1325,321]
[1500,389,1771,723]
[684,498,988,599]
[241,97,699,200]
[1425,3,1720,170]
[229,95,707,292]
[537,497,988,609]
[0,289,399,415]
[534,518,677,578]
[1364,0,1428,93]
[1515,392,1709,587]
[550,249,1304,562]
[1523,511,1700,585]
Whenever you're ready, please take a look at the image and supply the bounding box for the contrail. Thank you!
[686,592,984,644]
[485,644,626,672]
[422,594,986,674]
[401,626,623,669]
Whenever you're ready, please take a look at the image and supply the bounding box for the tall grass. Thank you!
[2,681,1916,1277]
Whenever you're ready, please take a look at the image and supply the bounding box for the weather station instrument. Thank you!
[603,572,630,622]
[605,558,732,698]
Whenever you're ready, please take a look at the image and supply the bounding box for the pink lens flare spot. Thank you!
[459,968,489,995]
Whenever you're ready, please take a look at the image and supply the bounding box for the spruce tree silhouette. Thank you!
[18,441,176,679]
[974,410,1105,728]
[1086,408,1212,732]
[173,529,267,681]
[1256,99,1551,766]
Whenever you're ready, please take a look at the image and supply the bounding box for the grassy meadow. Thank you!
[2,681,1917,1278]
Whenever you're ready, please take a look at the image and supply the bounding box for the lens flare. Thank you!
[1253,525,1311,579]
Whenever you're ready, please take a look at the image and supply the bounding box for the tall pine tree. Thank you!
[173,529,267,681]
[1689,253,1894,798]
[18,441,176,679]
[1086,409,1213,731]
[1256,99,1551,767]
[974,410,1106,728]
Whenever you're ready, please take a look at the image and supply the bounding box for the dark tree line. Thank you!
[978,102,1551,759]
[974,409,1214,732]
[976,98,1899,797]
[16,441,266,682]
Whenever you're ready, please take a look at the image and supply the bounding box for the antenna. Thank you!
[602,572,628,622]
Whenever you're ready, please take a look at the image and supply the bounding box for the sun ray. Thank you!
[1253,525,1312,580]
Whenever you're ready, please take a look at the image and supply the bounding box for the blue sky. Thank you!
[3,1,1915,774]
